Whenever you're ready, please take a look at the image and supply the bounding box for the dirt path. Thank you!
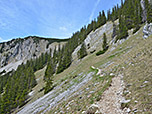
[97,75,127,114]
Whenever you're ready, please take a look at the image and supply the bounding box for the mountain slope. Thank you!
[48,25,152,113]
[17,23,152,114]
[1,0,152,113]
[0,36,68,73]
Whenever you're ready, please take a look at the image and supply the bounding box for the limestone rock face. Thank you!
[141,0,152,22]
[0,37,66,72]
[72,21,118,61]
[141,0,147,22]
[143,23,152,38]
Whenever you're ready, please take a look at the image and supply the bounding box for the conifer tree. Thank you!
[147,1,152,23]
[112,23,117,38]
[93,19,97,31]
[77,43,87,59]
[44,61,55,94]
[116,10,128,41]
[102,33,108,51]
[101,10,106,25]
[107,9,111,21]
[133,0,143,33]
[97,12,102,28]
[121,0,124,8]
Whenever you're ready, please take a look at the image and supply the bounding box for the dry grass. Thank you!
[27,66,46,104]
[26,25,152,114]
[48,26,152,113]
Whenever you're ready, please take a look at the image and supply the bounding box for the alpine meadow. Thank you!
[0,0,152,114]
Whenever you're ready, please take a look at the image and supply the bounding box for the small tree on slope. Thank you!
[102,33,108,51]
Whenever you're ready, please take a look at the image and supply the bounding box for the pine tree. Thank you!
[77,43,87,59]
[147,1,152,23]
[121,0,124,8]
[145,0,149,10]
[125,0,134,29]
[133,0,142,33]
[112,23,117,38]
[44,60,55,94]
[102,33,108,51]
[116,10,128,41]
[97,12,102,28]
[44,79,53,94]
[107,9,111,21]
[101,10,106,25]
[93,19,97,31]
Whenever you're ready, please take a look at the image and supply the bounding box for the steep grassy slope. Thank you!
[44,27,152,113]
[17,25,152,114]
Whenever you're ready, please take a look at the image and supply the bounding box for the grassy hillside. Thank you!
[42,26,152,113]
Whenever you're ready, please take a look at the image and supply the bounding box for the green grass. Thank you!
[96,49,107,56]
[48,66,114,114]
[43,25,152,114]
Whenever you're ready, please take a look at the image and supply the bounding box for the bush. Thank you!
[96,50,106,56]
[96,47,108,56]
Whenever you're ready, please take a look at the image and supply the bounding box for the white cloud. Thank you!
[89,0,101,22]
[0,37,3,41]
[59,26,67,31]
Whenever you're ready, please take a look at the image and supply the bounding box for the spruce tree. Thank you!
[97,12,102,28]
[147,1,152,23]
[93,19,97,31]
[112,23,117,38]
[102,33,108,51]
[77,43,87,59]
[125,0,134,29]
[133,0,142,33]
[116,10,128,41]
[107,9,111,21]
[101,10,106,25]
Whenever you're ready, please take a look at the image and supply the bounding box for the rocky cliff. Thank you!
[0,36,67,72]
[143,23,152,38]
[72,20,119,61]
[140,0,152,22]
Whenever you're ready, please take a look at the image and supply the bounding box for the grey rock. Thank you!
[144,81,148,84]
[143,23,152,38]
[141,0,152,22]
[110,73,115,76]
[126,108,131,113]
[133,108,138,113]
[0,37,65,73]
[134,100,138,103]
[141,0,147,22]
[86,104,100,114]
[120,99,131,104]
[17,72,95,114]
[72,21,118,61]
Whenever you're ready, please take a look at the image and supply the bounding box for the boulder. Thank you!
[143,23,152,38]
[86,104,100,114]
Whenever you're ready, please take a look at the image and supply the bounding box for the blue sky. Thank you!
[0,0,121,42]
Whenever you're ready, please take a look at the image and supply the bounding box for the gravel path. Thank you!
[97,75,127,114]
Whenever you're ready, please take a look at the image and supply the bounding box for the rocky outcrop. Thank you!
[141,0,147,22]
[140,0,152,22]
[0,36,67,71]
[143,23,152,38]
[72,20,119,61]
[17,72,95,114]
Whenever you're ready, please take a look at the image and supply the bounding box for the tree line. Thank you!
[0,0,152,113]
[44,0,152,94]
[0,50,52,113]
